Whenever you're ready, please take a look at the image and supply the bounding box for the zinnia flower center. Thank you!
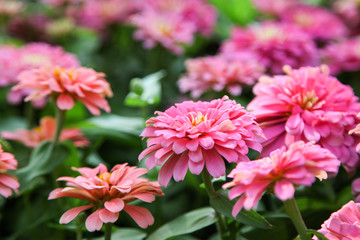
[300,90,318,110]
[98,172,111,183]
[189,112,207,127]
[22,54,49,66]
[294,13,313,27]
[257,27,281,41]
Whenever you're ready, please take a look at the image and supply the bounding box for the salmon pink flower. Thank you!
[247,65,360,172]
[280,5,348,41]
[178,55,265,98]
[48,163,163,231]
[13,66,113,115]
[139,96,264,187]
[0,144,19,198]
[223,141,340,216]
[221,21,319,74]
[313,201,360,240]
[1,116,89,148]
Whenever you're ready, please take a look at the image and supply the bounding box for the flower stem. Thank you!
[52,107,66,146]
[201,170,229,240]
[104,223,112,240]
[283,198,310,240]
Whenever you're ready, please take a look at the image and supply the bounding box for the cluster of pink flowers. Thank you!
[0,144,19,198]
[247,65,360,171]
[0,42,80,107]
[178,55,265,98]
[139,96,263,186]
[49,163,163,231]
[1,116,89,148]
[221,21,319,74]
[223,141,340,217]
[131,0,216,54]
[321,37,360,75]
[13,66,113,115]
[314,201,360,240]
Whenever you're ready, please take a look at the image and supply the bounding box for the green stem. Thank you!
[52,107,66,146]
[25,103,35,129]
[104,223,112,240]
[201,170,228,240]
[283,198,309,240]
[324,179,335,203]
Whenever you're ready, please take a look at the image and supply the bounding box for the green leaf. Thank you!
[125,71,165,107]
[16,141,71,193]
[210,192,272,229]
[306,229,329,240]
[92,228,147,240]
[146,207,216,240]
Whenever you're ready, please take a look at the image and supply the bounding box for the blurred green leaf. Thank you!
[93,227,146,240]
[146,207,216,240]
[306,230,329,240]
[16,141,71,193]
[0,117,26,132]
[210,192,272,229]
[125,71,165,107]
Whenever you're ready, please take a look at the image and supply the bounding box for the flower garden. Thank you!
[1,0,360,239]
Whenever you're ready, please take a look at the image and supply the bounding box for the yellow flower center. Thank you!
[294,13,313,27]
[189,112,207,127]
[300,90,318,110]
[98,172,111,183]
[257,27,281,42]
[22,54,49,67]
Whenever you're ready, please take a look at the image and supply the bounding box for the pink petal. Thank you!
[188,147,203,162]
[123,205,154,228]
[215,146,238,163]
[104,198,124,213]
[204,149,225,178]
[188,160,204,175]
[173,154,189,182]
[60,205,94,224]
[57,94,75,110]
[158,154,180,186]
[99,208,119,223]
[85,209,103,232]
[199,136,215,149]
[274,180,295,201]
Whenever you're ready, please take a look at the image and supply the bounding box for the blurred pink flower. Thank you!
[49,163,163,231]
[313,201,360,240]
[247,65,360,172]
[352,178,360,203]
[41,0,79,7]
[67,0,137,31]
[349,114,360,153]
[13,67,113,115]
[333,0,360,28]
[0,45,20,87]
[139,96,264,187]
[280,5,348,41]
[321,37,360,75]
[0,0,23,16]
[2,116,89,148]
[223,141,340,216]
[221,21,319,74]
[178,55,265,98]
[0,144,19,198]
[250,0,299,16]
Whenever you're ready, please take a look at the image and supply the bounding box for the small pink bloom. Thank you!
[13,66,113,115]
[178,55,265,98]
[0,144,20,198]
[223,141,340,217]
[48,163,164,231]
[280,5,348,41]
[2,116,89,148]
[247,65,360,172]
[221,21,319,74]
[139,96,264,187]
[313,201,360,240]
[321,37,360,75]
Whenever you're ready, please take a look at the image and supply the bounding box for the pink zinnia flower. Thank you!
[223,141,340,217]
[321,37,360,75]
[221,21,319,74]
[48,163,164,231]
[0,45,20,87]
[178,55,265,98]
[247,65,360,171]
[13,66,113,115]
[313,201,360,240]
[352,178,360,203]
[139,96,264,187]
[1,116,89,148]
[250,0,299,16]
[0,144,20,198]
[349,114,360,153]
[279,5,348,41]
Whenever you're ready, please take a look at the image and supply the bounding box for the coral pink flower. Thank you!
[178,55,265,98]
[139,96,264,187]
[0,144,19,198]
[13,66,113,115]
[223,141,340,216]
[352,178,360,203]
[321,37,360,75]
[247,65,360,171]
[250,0,299,16]
[48,163,164,231]
[313,201,360,240]
[221,21,319,74]
[279,5,348,41]
[2,116,89,148]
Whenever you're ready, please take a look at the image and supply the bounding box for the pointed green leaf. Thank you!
[147,207,216,240]
[306,229,329,240]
